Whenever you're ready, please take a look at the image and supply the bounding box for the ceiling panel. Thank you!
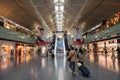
[0,0,120,32]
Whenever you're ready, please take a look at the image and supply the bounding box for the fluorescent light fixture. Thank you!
[56,2,63,6]
[56,14,63,18]
[56,18,63,25]
[57,23,62,25]
[56,22,62,25]
[56,11,63,15]
[56,14,59,18]
[60,0,64,3]
[60,14,63,17]
[57,24,62,26]
[55,5,59,12]
[59,17,63,20]
[60,5,64,12]
[56,17,62,21]
[56,18,62,22]
[54,0,59,3]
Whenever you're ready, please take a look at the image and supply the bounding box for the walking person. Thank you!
[18,48,22,63]
[67,47,77,75]
[117,46,120,59]
[79,47,83,54]
[111,47,115,59]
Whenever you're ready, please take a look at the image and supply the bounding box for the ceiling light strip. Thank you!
[54,0,64,31]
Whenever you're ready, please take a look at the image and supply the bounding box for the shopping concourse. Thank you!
[0,0,120,80]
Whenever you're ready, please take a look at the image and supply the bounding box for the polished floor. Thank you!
[0,53,120,80]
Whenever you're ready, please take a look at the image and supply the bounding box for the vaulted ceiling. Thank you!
[0,0,120,32]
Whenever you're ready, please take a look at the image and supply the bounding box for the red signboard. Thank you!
[74,41,83,45]
[37,42,51,45]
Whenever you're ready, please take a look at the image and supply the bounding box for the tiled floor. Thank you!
[0,53,120,80]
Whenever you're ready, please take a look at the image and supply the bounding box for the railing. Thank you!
[86,23,120,43]
[0,26,36,44]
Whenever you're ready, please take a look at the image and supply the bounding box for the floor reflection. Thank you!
[88,52,120,73]
[41,58,46,68]
[0,58,11,70]
[0,52,120,80]
[58,68,64,80]
[0,53,34,70]
[54,54,67,70]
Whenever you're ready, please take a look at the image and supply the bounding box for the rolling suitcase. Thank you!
[77,61,90,76]
[79,65,90,76]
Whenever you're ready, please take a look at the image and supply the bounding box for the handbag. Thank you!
[67,53,75,62]
[67,57,71,62]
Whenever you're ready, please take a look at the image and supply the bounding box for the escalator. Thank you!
[49,35,56,53]
[64,34,70,51]
[56,38,64,53]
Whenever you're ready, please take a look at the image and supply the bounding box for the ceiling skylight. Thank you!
[54,0,65,31]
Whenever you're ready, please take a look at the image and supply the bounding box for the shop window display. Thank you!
[1,45,11,58]
[97,39,117,55]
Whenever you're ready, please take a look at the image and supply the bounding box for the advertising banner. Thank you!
[37,26,47,42]
[72,26,83,42]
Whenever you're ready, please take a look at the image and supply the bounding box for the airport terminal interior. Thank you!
[0,0,120,80]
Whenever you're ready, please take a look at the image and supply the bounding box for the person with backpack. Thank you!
[67,47,77,75]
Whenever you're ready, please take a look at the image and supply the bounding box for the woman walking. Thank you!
[67,47,77,75]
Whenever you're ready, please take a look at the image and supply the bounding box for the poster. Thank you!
[37,26,47,42]
[72,26,82,41]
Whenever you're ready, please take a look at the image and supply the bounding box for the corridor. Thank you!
[0,53,120,80]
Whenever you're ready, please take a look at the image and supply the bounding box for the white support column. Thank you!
[54,36,58,56]
[63,37,66,56]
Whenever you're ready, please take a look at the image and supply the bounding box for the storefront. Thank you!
[87,43,94,52]
[25,44,34,59]
[97,39,118,55]
[15,43,24,57]
[0,40,15,58]
[14,43,35,64]
[0,39,35,58]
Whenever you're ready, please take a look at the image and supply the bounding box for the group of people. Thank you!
[109,46,120,59]
[67,47,83,75]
